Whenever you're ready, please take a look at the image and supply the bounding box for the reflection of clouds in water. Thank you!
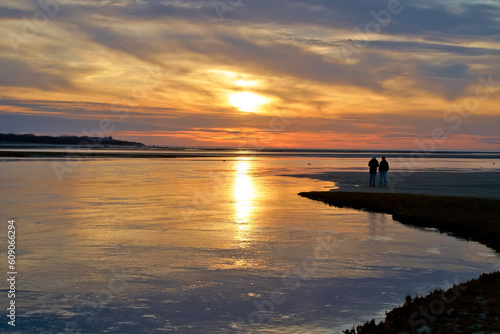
[371,235,393,241]
[477,252,498,258]
[427,247,442,255]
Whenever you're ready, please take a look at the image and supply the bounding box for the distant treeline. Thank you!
[0,133,145,147]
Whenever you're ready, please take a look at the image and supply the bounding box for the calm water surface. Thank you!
[1,157,499,333]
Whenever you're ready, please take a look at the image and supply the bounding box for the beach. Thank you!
[289,170,500,199]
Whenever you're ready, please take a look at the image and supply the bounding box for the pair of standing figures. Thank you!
[368,156,389,186]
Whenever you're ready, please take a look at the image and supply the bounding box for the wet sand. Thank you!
[288,171,500,198]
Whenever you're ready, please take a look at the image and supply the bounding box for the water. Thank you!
[1,156,499,333]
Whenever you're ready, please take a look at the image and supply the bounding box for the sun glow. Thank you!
[234,79,257,87]
[229,92,268,112]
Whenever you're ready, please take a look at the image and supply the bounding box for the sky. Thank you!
[0,0,499,149]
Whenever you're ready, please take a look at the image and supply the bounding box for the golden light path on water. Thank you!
[233,159,258,248]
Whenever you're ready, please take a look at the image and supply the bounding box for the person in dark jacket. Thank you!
[368,156,379,186]
[379,156,389,186]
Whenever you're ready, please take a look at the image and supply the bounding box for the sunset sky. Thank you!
[1,0,499,149]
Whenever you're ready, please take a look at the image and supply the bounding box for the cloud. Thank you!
[412,62,473,99]
[0,58,71,90]
[368,41,500,57]
[0,0,499,149]
[0,6,28,19]
[476,137,500,145]
[1,99,498,137]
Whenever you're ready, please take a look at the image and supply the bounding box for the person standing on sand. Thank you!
[368,156,379,186]
[379,156,389,186]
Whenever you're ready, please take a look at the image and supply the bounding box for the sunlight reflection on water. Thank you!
[0,157,499,333]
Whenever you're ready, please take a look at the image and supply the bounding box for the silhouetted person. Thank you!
[368,156,379,186]
[379,156,389,186]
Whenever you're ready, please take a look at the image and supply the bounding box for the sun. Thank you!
[229,92,268,112]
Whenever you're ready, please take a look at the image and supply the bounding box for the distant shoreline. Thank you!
[0,133,145,147]
[2,147,500,160]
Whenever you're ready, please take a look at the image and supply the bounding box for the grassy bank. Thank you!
[298,191,500,333]
[343,271,500,334]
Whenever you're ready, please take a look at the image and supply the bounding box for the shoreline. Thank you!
[288,171,500,199]
[2,148,500,160]
[298,191,500,333]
